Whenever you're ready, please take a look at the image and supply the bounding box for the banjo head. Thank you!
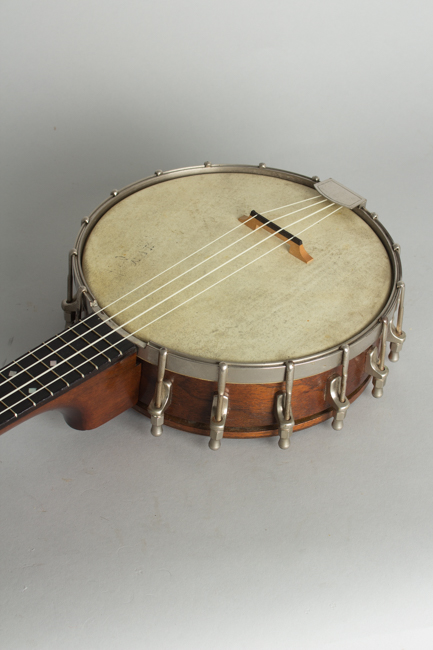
[80,166,393,365]
[68,164,403,441]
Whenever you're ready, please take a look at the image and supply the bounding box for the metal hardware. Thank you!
[388,282,406,362]
[66,249,78,303]
[258,162,266,168]
[311,175,320,182]
[209,363,229,450]
[147,348,172,437]
[138,298,397,384]
[275,361,295,449]
[71,163,401,385]
[314,178,367,209]
[204,161,211,167]
[365,318,389,398]
[371,212,378,220]
[328,345,350,430]
[61,286,86,326]
[154,170,163,176]
[393,243,401,253]
[61,248,88,325]
[110,190,118,197]
[81,217,90,225]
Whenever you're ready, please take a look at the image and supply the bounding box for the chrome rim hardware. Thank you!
[147,348,172,437]
[209,363,229,451]
[275,361,295,449]
[328,345,351,431]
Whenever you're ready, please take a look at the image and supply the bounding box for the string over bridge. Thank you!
[239,210,313,264]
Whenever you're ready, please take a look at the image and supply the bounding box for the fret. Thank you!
[0,367,35,391]
[25,353,70,392]
[31,349,79,385]
[74,322,119,361]
[57,332,109,368]
[71,315,133,356]
[0,396,34,422]
[0,404,18,426]
[0,371,37,421]
[45,339,99,376]
[15,355,65,396]
[86,318,135,355]
[0,316,137,432]
[67,325,112,361]
[0,371,37,407]
[37,349,85,384]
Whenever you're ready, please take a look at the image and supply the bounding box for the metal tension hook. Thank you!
[209,363,229,451]
[328,344,350,430]
[388,281,406,362]
[275,361,295,449]
[365,318,389,398]
[147,348,172,437]
[61,249,87,326]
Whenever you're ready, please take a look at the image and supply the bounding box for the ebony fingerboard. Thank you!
[0,316,137,431]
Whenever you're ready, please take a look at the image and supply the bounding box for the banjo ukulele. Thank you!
[0,163,406,449]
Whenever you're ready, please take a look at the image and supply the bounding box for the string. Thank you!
[0,194,324,384]
[0,204,340,414]
[1,203,337,409]
[0,197,329,387]
[1,200,330,391]
[128,207,341,336]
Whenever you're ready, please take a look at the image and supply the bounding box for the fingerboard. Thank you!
[0,316,137,431]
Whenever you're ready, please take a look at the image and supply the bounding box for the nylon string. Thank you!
[0,203,341,414]
[0,196,328,387]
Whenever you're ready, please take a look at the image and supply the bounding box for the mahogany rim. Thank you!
[134,375,371,439]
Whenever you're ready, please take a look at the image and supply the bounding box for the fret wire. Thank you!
[80,320,125,356]
[78,334,112,361]
[15,357,58,397]
[0,338,125,416]
[57,335,99,370]
[63,339,110,366]
[1,389,37,410]
[1,205,337,412]
[11,356,60,403]
[0,369,38,405]
[0,195,324,384]
[0,399,17,417]
[0,369,32,392]
[47,338,97,372]
[45,344,86,378]
[36,357,70,389]
[77,324,114,360]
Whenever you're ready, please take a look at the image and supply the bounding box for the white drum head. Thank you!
[82,171,392,363]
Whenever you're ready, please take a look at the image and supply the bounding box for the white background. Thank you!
[1,1,432,648]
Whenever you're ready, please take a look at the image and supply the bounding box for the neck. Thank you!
[0,316,140,434]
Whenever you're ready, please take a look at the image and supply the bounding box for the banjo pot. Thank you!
[0,163,405,449]
[63,162,405,450]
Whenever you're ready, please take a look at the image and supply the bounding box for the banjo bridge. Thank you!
[239,210,313,264]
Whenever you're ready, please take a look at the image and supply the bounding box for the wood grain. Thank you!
[238,214,313,263]
[135,347,372,438]
[0,353,141,435]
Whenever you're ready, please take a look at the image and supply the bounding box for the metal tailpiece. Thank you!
[365,318,389,398]
[275,361,295,449]
[388,281,406,362]
[314,179,367,209]
[209,363,229,451]
[147,348,172,436]
[328,345,350,430]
